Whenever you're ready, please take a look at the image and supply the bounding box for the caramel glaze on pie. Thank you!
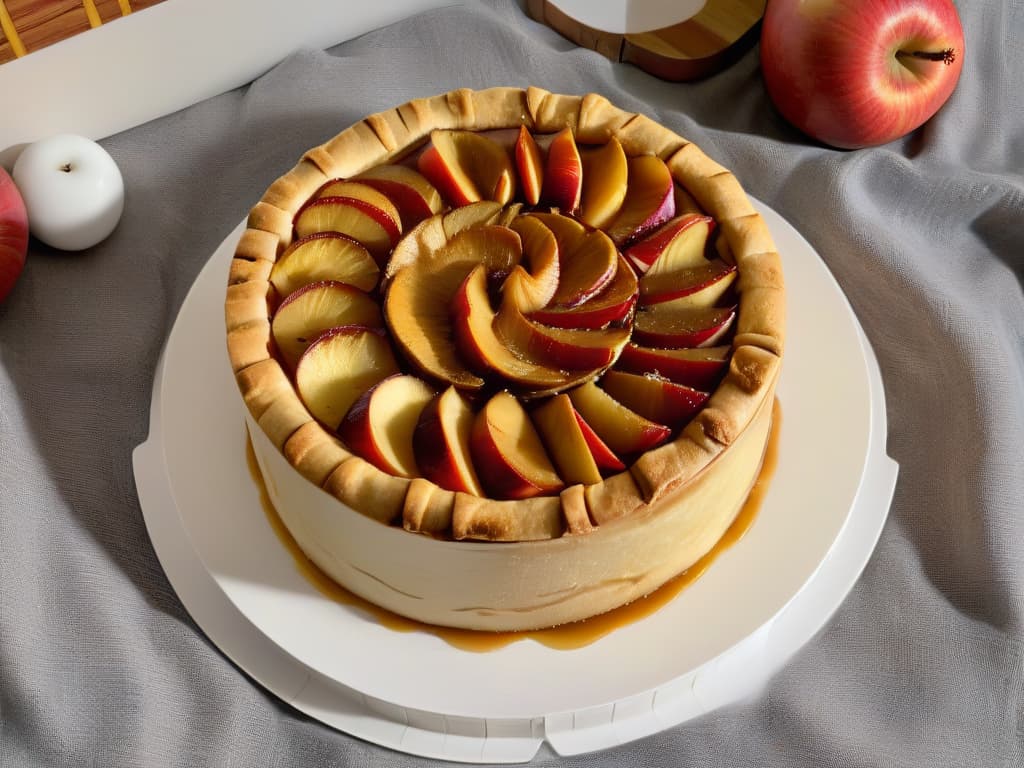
[224,87,784,631]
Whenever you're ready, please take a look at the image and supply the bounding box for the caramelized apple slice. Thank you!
[451,265,593,394]
[639,258,737,309]
[526,213,616,308]
[353,164,443,228]
[385,201,503,280]
[338,374,436,477]
[531,394,622,486]
[604,155,676,246]
[494,291,629,370]
[514,125,544,206]
[567,380,671,457]
[541,128,582,215]
[418,130,515,207]
[471,391,563,500]
[413,386,484,496]
[627,213,714,276]
[507,216,560,312]
[600,369,709,428]
[294,196,401,259]
[616,343,730,390]
[294,326,399,430]
[633,304,737,348]
[314,180,402,231]
[270,232,380,296]
[529,254,638,330]
[578,136,628,229]
[271,280,383,370]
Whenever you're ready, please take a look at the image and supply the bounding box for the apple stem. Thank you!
[896,48,956,65]
[59,163,73,173]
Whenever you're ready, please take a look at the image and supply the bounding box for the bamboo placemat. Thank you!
[0,0,167,63]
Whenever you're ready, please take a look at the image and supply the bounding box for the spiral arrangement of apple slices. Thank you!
[266,127,739,502]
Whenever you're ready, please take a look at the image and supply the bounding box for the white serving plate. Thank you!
[133,199,898,762]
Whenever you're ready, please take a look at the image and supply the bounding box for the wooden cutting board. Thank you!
[0,0,167,64]
[527,0,766,81]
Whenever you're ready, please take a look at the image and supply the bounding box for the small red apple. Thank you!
[0,167,29,302]
[760,0,964,149]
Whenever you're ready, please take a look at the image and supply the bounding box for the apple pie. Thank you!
[225,87,784,632]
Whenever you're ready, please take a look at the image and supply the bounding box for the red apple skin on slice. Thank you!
[294,325,400,431]
[604,155,676,247]
[567,381,671,458]
[353,164,443,228]
[413,386,485,496]
[470,391,564,500]
[578,136,628,230]
[338,374,436,478]
[515,125,544,206]
[632,304,737,348]
[531,394,607,486]
[271,280,383,371]
[417,130,515,207]
[639,259,737,308]
[600,369,710,428]
[528,254,638,330]
[625,213,714,275]
[313,180,402,231]
[573,410,626,473]
[525,213,616,309]
[541,128,582,215]
[270,232,380,297]
[616,343,730,390]
[293,196,401,260]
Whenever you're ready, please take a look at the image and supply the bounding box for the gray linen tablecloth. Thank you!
[2,1,1022,765]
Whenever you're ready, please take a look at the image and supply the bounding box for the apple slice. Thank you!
[293,196,401,260]
[271,280,383,370]
[294,325,400,430]
[616,343,730,390]
[338,374,436,478]
[526,213,616,308]
[417,129,515,207]
[471,391,563,499]
[514,125,544,206]
[604,154,676,246]
[639,258,737,308]
[450,265,593,394]
[270,232,380,297]
[600,369,709,428]
[528,254,638,330]
[494,289,630,370]
[413,386,484,496]
[531,394,623,485]
[541,128,582,214]
[633,303,737,348]
[352,164,443,228]
[567,381,671,457]
[624,213,714,275]
[578,136,628,229]
[314,179,402,233]
[506,215,560,312]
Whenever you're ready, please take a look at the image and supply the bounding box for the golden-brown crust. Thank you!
[226,86,785,545]
[403,478,456,534]
[283,420,352,487]
[452,493,564,541]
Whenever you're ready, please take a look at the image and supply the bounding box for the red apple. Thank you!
[760,0,965,149]
[624,213,714,274]
[0,167,29,302]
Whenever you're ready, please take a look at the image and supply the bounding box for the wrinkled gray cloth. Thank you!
[2,1,1022,765]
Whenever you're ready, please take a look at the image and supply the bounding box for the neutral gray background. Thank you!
[2,1,1022,765]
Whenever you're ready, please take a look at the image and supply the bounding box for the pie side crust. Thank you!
[225,87,784,629]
